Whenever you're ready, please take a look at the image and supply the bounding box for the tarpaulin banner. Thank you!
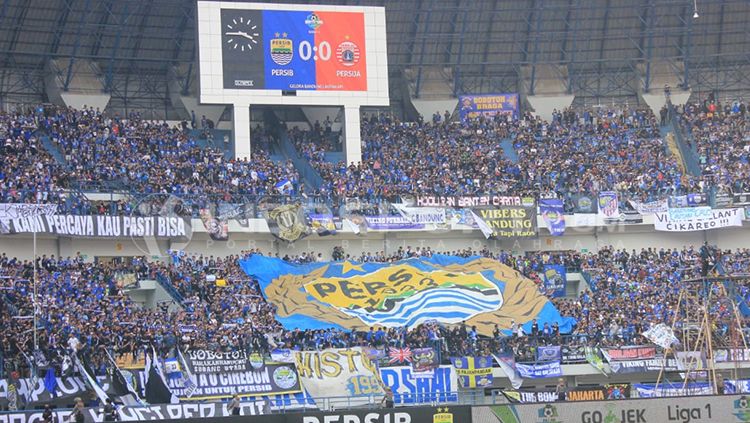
[307,213,337,235]
[241,254,576,336]
[471,206,538,238]
[715,349,750,362]
[669,193,707,208]
[415,195,533,208]
[294,348,384,407]
[598,191,620,219]
[605,384,631,399]
[199,208,228,241]
[515,361,562,379]
[539,199,565,236]
[265,204,310,242]
[542,265,566,298]
[0,203,58,221]
[561,345,586,363]
[633,382,713,398]
[283,406,473,423]
[602,346,656,361]
[184,350,256,374]
[458,93,519,121]
[501,390,560,403]
[608,359,678,374]
[654,207,744,232]
[411,348,440,373]
[451,356,493,388]
[364,215,424,230]
[0,215,189,238]
[628,199,668,215]
[147,365,302,400]
[392,205,447,225]
[565,387,607,401]
[379,365,458,405]
[536,346,562,362]
[642,323,679,349]
[569,194,597,214]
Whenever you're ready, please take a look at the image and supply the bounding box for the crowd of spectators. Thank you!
[677,99,750,194]
[4,244,750,379]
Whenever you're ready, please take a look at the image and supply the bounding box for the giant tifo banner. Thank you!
[294,347,384,407]
[241,254,575,336]
[654,207,744,232]
[0,215,189,238]
[458,93,519,121]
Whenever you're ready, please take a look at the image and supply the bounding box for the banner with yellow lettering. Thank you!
[240,255,575,336]
[294,347,384,407]
[471,206,538,238]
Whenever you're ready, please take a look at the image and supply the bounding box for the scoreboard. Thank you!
[221,9,367,91]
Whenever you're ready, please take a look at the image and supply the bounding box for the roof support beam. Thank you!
[105,3,131,93]
[414,3,433,98]
[50,0,74,55]
[90,0,115,57]
[64,0,94,91]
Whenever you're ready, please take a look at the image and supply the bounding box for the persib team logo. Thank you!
[270,32,293,65]
[305,13,323,29]
[433,407,454,423]
[336,40,360,66]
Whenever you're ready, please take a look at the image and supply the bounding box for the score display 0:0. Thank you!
[298,40,331,61]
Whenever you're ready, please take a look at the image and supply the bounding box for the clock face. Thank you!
[224,16,260,52]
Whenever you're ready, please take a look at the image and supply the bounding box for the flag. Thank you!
[471,209,494,239]
[274,178,293,194]
[585,347,607,375]
[43,368,57,394]
[411,348,439,373]
[493,353,523,389]
[598,191,620,219]
[60,353,73,377]
[75,354,110,404]
[105,350,143,406]
[144,349,178,404]
[343,218,361,234]
[643,323,679,350]
[215,278,227,287]
[388,347,413,364]
[451,356,494,388]
[177,349,197,399]
[21,351,38,389]
[163,357,182,380]
[540,199,565,236]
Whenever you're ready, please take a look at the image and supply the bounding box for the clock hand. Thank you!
[225,31,253,40]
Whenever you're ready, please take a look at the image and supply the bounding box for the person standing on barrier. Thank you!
[103,398,118,421]
[69,398,85,423]
[555,378,567,401]
[42,404,53,423]
[229,394,242,416]
[381,386,394,408]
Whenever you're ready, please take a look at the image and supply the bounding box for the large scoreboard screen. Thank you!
[221,9,367,91]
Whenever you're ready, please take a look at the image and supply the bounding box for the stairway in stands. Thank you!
[39,135,68,166]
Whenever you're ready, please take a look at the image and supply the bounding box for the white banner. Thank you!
[0,203,58,221]
[643,323,679,349]
[294,347,384,407]
[654,208,744,232]
[392,205,447,225]
[628,199,668,215]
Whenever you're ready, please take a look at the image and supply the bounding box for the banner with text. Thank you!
[540,199,565,236]
[459,93,519,121]
[415,195,534,208]
[1,215,188,238]
[379,365,458,405]
[515,361,562,379]
[654,207,744,232]
[472,206,538,238]
[294,348,384,407]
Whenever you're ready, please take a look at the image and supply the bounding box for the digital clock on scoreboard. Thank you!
[221,9,367,91]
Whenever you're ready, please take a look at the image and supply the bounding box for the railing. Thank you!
[668,103,702,176]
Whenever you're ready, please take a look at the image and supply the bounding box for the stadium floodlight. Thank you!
[693,10,699,18]
[693,0,699,18]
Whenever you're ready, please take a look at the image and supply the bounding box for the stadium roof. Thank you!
[0,0,748,113]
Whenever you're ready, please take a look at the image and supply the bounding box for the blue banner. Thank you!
[379,365,458,405]
[240,255,576,336]
[515,361,562,379]
[540,199,565,236]
[536,346,562,362]
[542,265,567,298]
[458,93,519,121]
[451,356,493,388]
